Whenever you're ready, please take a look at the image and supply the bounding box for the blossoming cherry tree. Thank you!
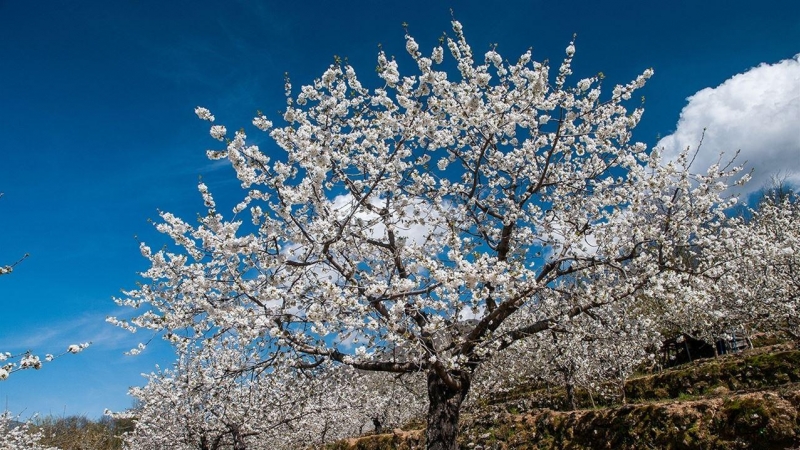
[115,21,745,449]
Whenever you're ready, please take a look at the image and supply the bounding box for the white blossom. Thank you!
[210,125,227,141]
[194,106,215,122]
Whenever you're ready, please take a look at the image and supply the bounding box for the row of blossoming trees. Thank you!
[5,19,796,450]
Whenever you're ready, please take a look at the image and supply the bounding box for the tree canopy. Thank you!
[112,21,782,450]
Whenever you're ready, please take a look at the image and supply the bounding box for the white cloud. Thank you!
[657,54,800,197]
[328,193,447,248]
[458,304,486,322]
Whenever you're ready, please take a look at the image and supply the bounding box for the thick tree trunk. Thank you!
[565,382,576,410]
[229,424,247,450]
[425,371,470,450]
[372,416,383,434]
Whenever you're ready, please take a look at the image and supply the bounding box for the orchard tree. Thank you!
[0,411,60,450]
[121,340,424,449]
[266,363,425,446]
[646,186,798,349]
[746,192,799,337]
[706,192,798,340]
[120,342,267,450]
[472,298,661,410]
[114,21,745,449]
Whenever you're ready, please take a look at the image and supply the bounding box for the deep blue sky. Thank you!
[1,1,798,418]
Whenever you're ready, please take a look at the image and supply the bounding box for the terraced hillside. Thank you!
[327,342,800,449]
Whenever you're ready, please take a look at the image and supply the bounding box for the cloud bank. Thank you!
[657,55,800,197]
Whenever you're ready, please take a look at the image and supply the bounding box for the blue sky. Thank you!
[0,1,798,419]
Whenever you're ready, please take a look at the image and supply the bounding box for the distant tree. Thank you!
[646,172,799,352]
[473,300,660,409]
[114,21,748,449]
[32,414,134,450]
[118,338,425,449]
[1,411,60,450]
[758,173,796,207]
[720,193,799,339]
[120,341,280,450]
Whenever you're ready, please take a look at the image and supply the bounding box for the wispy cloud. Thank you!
[0,311,140,354]
[135,3,286,111]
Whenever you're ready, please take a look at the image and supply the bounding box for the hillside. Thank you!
[327,342,800,449]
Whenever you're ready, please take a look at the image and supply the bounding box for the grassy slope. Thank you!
[327,343,800,449]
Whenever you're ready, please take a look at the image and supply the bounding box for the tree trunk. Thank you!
[198,435,210,450]
[229,425,247,450]
[425,371,470,450]
[565,382,576,410]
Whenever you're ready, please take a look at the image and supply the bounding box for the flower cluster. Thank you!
[0,411,60,449]
[0,344,90,381]
[67,342,90,354]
